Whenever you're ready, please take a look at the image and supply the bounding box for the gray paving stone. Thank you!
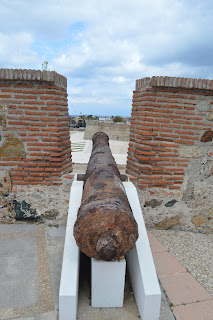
[0,224,36,234]
[9,317,35,320]
[49,226,66,237]
[46,235,64,310]
[160,287,175,320]
[35,311,58,320]
[0,235,39,309]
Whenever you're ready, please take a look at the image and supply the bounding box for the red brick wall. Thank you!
[126,76,213,190]
[0,69,72,186]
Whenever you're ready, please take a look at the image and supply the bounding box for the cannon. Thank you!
[73,132,138,261]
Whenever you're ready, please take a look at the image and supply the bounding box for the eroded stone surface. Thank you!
[0,137,26,158]
[0,170,12,195]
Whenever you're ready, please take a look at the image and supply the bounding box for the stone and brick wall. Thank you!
[127,76,213,231]
[0,69,72,187]
[84,120,130,141]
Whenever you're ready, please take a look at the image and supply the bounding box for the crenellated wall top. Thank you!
[136,76,213,91]
[0,69,67,88]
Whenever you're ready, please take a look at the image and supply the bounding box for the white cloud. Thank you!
[0,32,39,67]
[0,0,213,115]
[112,76,127,84]
[70,97,111,104]
[68,86,83,95]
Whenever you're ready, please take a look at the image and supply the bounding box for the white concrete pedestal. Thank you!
[124,181,161,320]
[59,178,83,320]
[59,178,161,320]
[91,258,126,308]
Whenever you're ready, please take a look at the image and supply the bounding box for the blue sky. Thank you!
[0,0,213,116]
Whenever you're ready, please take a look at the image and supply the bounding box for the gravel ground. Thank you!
[150,229,213,296]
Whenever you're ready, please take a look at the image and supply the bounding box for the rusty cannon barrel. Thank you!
[73,132,138,261]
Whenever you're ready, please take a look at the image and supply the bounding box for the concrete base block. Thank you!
[91,258,126,308]
[124,181,161,320]
[59,178,84,320]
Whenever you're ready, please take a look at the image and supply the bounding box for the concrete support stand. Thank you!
[91,258,126,308]
[59,178,161,320]
[59,178,84,320]
[124,181,161,320]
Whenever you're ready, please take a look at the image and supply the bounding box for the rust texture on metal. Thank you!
[73,132,138,261]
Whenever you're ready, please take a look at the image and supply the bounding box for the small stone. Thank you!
[200,130,213,142]
[207,113,213,121]
[206,108,213,121]
[165,199,178,207]
[0,114,6,126]
[155,216,181,229]
[0,170,12,195]
[13,200,40,220]
[43,209,59,219]
[144,199,163,208]
[192,214,208,227]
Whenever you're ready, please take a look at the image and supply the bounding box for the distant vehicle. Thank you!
[77,119,86,128]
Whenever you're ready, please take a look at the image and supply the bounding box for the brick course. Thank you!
[0,69,72,185]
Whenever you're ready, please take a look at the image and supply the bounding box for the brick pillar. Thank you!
[126,76,213,190]
[0,69,72,186]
